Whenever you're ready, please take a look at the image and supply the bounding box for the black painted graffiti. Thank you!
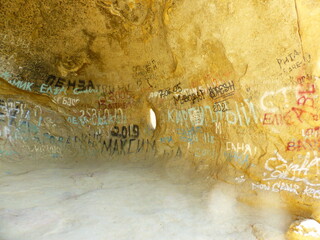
[162,146,183,158]
[173,89,205,105]
[45,75,95,90]
[213,100,230,112]
[158,83,182,98]
[101,138,156,155]
[208,81,235,100]
[133,60,158,88]
[110,125,139,138]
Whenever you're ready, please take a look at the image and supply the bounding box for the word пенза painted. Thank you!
[46,75,95,90]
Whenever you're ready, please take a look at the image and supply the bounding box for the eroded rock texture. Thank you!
[1,0,320,222]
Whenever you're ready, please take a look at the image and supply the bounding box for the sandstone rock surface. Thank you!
[1,0,320,238]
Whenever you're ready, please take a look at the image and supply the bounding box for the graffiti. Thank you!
[149,82,182,99]
[284,81,317,124]
[276,50,302,73]
[261,78,318,125]
[103,102,128,109]
[0,126,12,140]
[175,127,214,144]
[0,33,31,53]
[97,96,110,109]
[66,132,105,148]
[45,75,95,90]
[28,144,62,154]
[53,96,80,107]
[202,132,214,144]
[173,89,205,105]
[260,87,291,112]
[302,186,320,199]
[297,74,312,84]
[79,108,105,120]
[149,85,210,100]
[262,113,288,125]
[235,176,246,183]
[68,108,126,126]
[209,99,257,126]
[108,90,134,101]
[0,120,41,142]
[208,81,235,101]
[110,125,139,138]
[40,76,99,95]
[160,136,173,143]
[286,138,320,151]
[96,84,130,94]
[251,182,299,195]
[133,60,158,87]
[212,100,229,112]
[188,107,205,126]
[162,146,183,158]
[97,90,134,109]
[40,84,67,95]
[302,127,320,138]
[8,80,34,91]
[0,72,13,80]
[262,107,319,126]
[73,88,99,95]
[263,151,320,186]
[226,142,257,156]
[180,86,207,96]
[176,127,202,143]
[0,99,41,128]
[67,116,82,125]
[160,83,182,97]
[296,83,316,108]
[224,151,249,167]
[194,148,215,158]
[101,138,156,155]
[0,149,18,157]
[168,99,257,127]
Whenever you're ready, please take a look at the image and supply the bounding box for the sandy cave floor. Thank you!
[0,160,291,240]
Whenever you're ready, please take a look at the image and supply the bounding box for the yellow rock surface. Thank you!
[1,0,320,226]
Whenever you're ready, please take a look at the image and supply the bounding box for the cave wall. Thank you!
[1,0,320,217]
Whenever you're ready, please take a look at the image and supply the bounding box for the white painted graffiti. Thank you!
[54,96,80,107]
[263,151,320,186]
[226,142,257,156]
[251,182,299,195]
[168,99,257,127]
[260,87,292,112]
